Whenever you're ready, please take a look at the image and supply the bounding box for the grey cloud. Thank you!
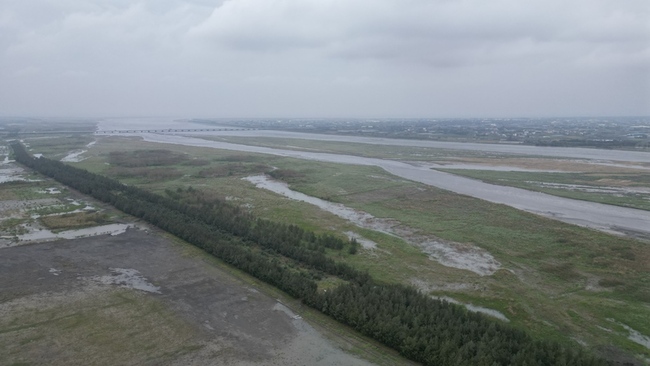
[192,0,649,68]
[0,0,648,117]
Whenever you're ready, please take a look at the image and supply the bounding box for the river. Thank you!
[95,119,650,238]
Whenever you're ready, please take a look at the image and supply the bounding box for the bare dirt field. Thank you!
[0,228,384,366]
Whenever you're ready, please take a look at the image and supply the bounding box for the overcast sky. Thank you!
[1,0,648,118]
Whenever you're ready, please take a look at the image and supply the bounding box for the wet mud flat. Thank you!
[0,229,376,366]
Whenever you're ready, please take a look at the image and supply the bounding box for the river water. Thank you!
[97,119,650,163]
[95,120,650,238]
[198,129,650,163]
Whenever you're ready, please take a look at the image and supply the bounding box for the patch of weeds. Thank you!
[540,262,583,281]
[182,159,210,166]
[598,278,625,288]
[18,334,45,345]
[317,276,348,292]
[108,166,183,181]
[268,168,306,183]
[615,284,650,303]
[0,218,27,236]
[40,212,110,231]
[617,251,636,261]
[108,149,188,167]
[196,163,268,178]
[28,202,71,216]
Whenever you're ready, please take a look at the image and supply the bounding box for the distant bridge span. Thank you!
[95,128,256,134]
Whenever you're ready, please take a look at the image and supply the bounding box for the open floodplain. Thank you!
[2,118,650,365]
[0,145,413,365]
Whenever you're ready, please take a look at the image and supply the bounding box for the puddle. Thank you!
[345,231,377,249]
[16,224,132,243]
[268,300,375,365]
[0,198,60,212]
[245,175,501,276]
[431,295,509,322]
[34,199,96,216]
[243,175,383,230]
[87,268,161,293]
[36,187,62,194]
[273,302,302,320]
[0,165,40,183]
[608,319,650,349]
[64,199,95,211]
[61,150,88,162]
[464,303,509,322]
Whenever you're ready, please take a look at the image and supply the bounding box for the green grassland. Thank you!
[59,136,650,362]
[0,289,204,366]
[23,135,95,160]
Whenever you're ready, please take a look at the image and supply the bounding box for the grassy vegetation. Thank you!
[0,152,123,242]
[437,169,650,211]
[39,212,110,231]
[22,135,95,160]
[68,136,650,362]
[0,218,28,236]
[0,289,203,366]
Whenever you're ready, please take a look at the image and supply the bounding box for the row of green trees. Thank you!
[11,142,607,366]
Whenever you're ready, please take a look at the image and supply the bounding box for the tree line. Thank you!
[11,142,607,366]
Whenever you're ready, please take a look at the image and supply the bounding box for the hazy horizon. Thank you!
[1,115,649,120]
[2,0,649,118]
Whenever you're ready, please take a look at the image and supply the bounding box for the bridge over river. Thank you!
[95,128,256,134]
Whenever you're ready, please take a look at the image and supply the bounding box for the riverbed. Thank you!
[94,120,650,238]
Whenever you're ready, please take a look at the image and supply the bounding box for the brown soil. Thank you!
[0,229,384,366]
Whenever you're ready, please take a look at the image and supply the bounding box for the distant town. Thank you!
[195,117,650,149]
